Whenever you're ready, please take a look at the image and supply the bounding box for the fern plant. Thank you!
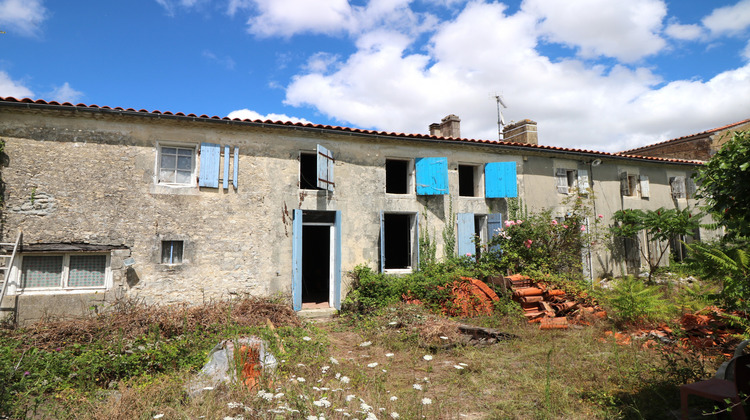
[607,276,673,325]
[686,242,750,311]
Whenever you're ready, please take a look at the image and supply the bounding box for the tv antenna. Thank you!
[492,93,507,140]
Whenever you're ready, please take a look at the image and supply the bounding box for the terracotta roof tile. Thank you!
[0,96,703,165]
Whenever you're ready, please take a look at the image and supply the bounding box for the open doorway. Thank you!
[292,210,341,311]
[302,224,331,307]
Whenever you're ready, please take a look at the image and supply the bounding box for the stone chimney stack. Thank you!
[502,119,538,145]
[429,114,461,138]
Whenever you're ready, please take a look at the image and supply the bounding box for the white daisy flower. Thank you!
[390,413,400,419]
[359,341,372,347]
[340,376,351,384]
[459,363,468,367]
[385,353,394,357]
[422,398,432,405]
[346,394,356,402]
[390,396,398,401]
[454,365,464,370]
[367,362,379,368]
[330,357,339,365]
[413,384,422,390]
[303,336,312,341]
[423,355,433,361]
[361,402,373,412]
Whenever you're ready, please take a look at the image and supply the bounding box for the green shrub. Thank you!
[606,276,674,325]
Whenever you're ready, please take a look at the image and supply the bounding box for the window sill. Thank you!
[10,287,107,296]
[383,268,414,275]
[150,184,200,196]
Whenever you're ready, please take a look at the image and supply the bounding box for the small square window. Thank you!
[158,146,195,185]
[161,241,184,264]
[386,159,409,194]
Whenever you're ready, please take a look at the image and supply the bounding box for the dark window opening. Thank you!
[386,159,409,194]
[458,165,476,197]
[383,214,411,269]
[300,153,318,190]
[302,225,330,304]
[161,241,183,264]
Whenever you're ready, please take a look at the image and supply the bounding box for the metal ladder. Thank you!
[0,232,22,311]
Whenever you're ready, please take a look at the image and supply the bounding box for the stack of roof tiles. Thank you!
[504,274,607,329]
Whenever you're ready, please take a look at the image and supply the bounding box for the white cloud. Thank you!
[226,108,312,124]
[521,0,668,62]
[244,0,354,37]
[283,1,750,152]
[743,39,750,61]
[0,0,47,37]
[664,22,704,41]
[48,82,83,103]
[0,71,33,98]
[702,0,750,36]
[202,50,236,70]
[155,0,204,16]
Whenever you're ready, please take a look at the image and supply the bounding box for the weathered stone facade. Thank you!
[0,98,721,324]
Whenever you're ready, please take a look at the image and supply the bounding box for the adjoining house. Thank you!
[620,118,750,161]
[0,97,724,324]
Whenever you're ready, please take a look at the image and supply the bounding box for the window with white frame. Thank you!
[157,144,196,186]
[19,254,109,290]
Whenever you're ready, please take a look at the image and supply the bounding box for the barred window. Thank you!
[19,254,108,290]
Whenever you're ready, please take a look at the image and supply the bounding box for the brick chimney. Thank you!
[502,119,538,145]
[429,114,461,138]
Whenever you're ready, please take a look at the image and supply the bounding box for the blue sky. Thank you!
[1,0,749,152]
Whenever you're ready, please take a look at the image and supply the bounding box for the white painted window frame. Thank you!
[154,141,198,188]
[8,253,112,296]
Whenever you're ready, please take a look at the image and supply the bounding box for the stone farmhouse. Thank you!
[621,118,750,161]
[0,97,721,324]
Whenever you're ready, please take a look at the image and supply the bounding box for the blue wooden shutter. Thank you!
[292,209,303,311]
[198,142,221,188]
[379,211,385,272]
[415,157,449,195]
[334,210,342,310]
[223,145,230,190]
[487,213,503,253]
[485,162,517,198]
[233,147,239,189]
[317,144,335,192]
[457,213,475,257]
[413,212,420,269]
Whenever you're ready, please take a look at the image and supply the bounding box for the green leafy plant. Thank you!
[611,207,701,282]
[686,241,750,312]
[694,130,750,240]
[606,276,674,325]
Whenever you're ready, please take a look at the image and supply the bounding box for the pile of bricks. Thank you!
[503,274,607,329]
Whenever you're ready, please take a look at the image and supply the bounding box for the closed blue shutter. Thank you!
[457,213,475,257]
[414,212,420,270]
[379,211,385,272]
[223,145,230,190]
[292,209,303,311]
[485,162,517,198]
[487,213,503,253]
[198,142,221,188]
[233,147,239,189]
[334,211,342,310]
[415,157,449,195]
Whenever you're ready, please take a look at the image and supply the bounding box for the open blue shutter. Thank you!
[485,162,517,198]
[233,147,239,189]
[415,157,449,195]
[334,211,342,310]
[317,144,335,192]
[223,145,230,190]
[457,213,475,257]
[292,209,303,311]
[487,213,503,253]
[198,143,221,188]
[380,211,385,272]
